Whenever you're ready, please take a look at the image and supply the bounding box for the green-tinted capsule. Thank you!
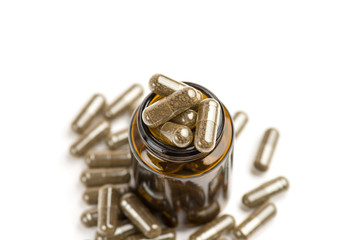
[82,183,131,205]
[242,176,289,208]
[70,119,110,157]
[194,99,221,153]
[253,128,280,171]
[85,149,132,168]
[189,214,235,240]
[124,228,176,240]
[120,193,162,238]
[95,220,139,240]
[142,87,201,128]
[80,208,98,227]
[80,168,130,187]
[187,201,220,225]
[105,84,144,119]
[233,202,277,240]
[154,122,193,148]
[98,185,120,236]
[106,128,129,150]
[71,94,106,134]
[170,109,197,129]
[232,111,248,138]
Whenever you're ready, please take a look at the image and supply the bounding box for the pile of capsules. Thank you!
[69,74,289,240]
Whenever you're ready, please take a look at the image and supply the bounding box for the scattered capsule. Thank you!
[80,208,98,227]
[253,128,280,171]
[154,122,193,148]
[120,193,162,238]
[95,220,139,240]
[242,176,289,208]
[98,185,120,236]
[232,111,248,138]
[85,149,132,168]
[80,168,130,187]
[170,109,198,129]
[106,128,129,150]
[70,119,110,157]
[189,214,235,240]
[71,94,106,134]
[124,228,176,240]
[233,202,277,240]
[187,201,220,225]
[194,99,221,153]
[143,87,201,128]
[82,183,131,205]
[105,84,144,119]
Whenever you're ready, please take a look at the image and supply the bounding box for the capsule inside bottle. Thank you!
[170,109,198,129]
[254,128,280,171]
[154,122,193,148]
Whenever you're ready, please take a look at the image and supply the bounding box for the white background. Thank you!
[1,1,360,239]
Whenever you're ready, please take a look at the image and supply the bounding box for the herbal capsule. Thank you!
[95,220,139,240]
[253,128,280,171]
[106,128,129,150]
[124,228,176,240]
[194,99,221,153]
[98,185,120,236]
[189,214,235,240]
[105,84,144,119]
[143,87,201,128]
[233,111,248,138]
[80,208,98,227]
[170,109,197,129]
[149,74,187,96]
[120,193,162,238]
[187,201,220,225]
[80,168,130,187]
[70,119,110,156]
[82,183,131,205]
[242,176,289,208]
[85,149,132,168]
[233,202,276,240]
[154,122,193,148]
[71,94,106,134]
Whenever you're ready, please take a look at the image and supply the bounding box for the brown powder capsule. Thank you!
[80,208,98,227]
[189,214,235,240]
[194,99,221,153]
[124,228,176,240]
[170,109,198,129]
[242,176,289,208]
[233,202,277,240]
[142,87,201,128]
[85,149,132,168]
[71,94,106,134]
[232,111,248,138]
[106,128,129,150]
[70,119,111,157]
[105,84,144,119]
[82,183,131,205]
[253,128,280,171]
[80,168,130,187]
[95,220,139,240]
[187,201,220,225]
[153,122,193,148]
[98,185,120,236]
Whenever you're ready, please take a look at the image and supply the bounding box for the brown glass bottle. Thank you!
[129,82,234,227]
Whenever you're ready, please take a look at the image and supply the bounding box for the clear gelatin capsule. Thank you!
[124,228,176,240]
[105,84,144,119]
[142,87,201,128]
[85,149,132,168]
[149,74,187,96]
[70,119,110,157]
[242,176,289,208]
[71,94,106,134]
[233,202,277,240]
[194,99,221,153]
[80,168,130,187]
[154,122,193,148]
[253,128,280,171]
[95,220,139,240]
[106,128,129,150]
[189,214,235,240]
[80,208,98,227]
[82,183,131,205]
[170,109,198,129]
[232,111,248,138]
[120,193,162,238]
[98,185,120,236]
